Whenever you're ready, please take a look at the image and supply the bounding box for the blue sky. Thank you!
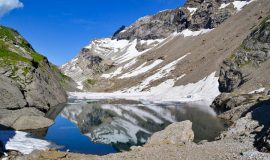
[0,0,186,65]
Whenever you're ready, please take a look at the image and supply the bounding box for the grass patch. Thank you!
[0,26,17,42]
[31,52,45,62]
[0,48,30,63]
[23,67,30,76]
[86,79,97,85]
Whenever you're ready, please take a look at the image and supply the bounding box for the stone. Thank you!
[0,76,27,110]
[0,107,45,128]
[11,116,53,130]
[146,120,194,145]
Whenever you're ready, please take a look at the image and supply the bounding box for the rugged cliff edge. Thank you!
[0,26,71,130]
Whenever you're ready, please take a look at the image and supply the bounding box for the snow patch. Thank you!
[219,3,231,9]
[101,58,138,79]
[101,67,123,79]
[76,81,84,90]
[180,29,213,37]
[249,88,266,94]
[125,53,190,92]
[233,0,255,12]
[187,7,197,16]
[0,131,56,154]
[119,59,163,79]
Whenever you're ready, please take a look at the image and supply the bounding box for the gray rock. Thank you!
[0,76,27,110]
[11,115,53,130]
[0,108,45,128]
[0,25,68,130]
[218,61,244,92]
[146,120,194,145]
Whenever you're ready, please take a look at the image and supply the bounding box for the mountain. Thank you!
[61,0,268,100]
[0,26,74,130]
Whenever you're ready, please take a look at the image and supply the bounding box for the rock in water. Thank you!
[11,116,54,130]
[146,120,194,145]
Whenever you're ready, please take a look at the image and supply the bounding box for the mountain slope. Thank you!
[61,0,269,103]
[0,26,70,129]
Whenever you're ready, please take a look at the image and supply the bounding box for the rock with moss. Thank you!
[0,25,68,129]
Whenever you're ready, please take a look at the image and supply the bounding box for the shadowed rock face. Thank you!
[0,26,69,130]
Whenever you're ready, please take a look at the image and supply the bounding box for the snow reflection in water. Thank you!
[45,99,225,153]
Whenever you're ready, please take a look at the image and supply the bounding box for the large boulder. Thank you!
[0,108,45,128]
[146,120,194,145]
[0,76,27,110]
[11,116,54,130]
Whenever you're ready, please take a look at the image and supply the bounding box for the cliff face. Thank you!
[0,26,69,129]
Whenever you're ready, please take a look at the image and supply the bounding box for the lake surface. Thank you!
[41,99,225,155]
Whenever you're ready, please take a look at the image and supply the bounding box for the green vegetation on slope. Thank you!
[0,25,46,65]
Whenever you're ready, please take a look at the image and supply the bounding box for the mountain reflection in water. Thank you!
[46,99,225,152]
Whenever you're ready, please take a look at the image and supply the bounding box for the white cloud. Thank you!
[0,0,23,17]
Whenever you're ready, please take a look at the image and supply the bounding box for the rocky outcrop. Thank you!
[146,120,194,145]
[211,92,268,121]
[219,16,270,92]
[0,26,68,130]
[113,0,238,40]
[212,16,270,153]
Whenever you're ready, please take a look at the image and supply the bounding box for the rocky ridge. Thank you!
[113,0,237,40]
[61,0,263,94]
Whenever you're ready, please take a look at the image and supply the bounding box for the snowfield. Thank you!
[69,72,220,106]
[180,29,213,37]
